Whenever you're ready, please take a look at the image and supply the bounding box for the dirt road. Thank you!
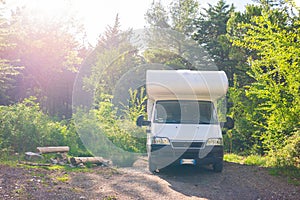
[0,158,299,199]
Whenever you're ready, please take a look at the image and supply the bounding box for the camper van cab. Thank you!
[137,70,233,173]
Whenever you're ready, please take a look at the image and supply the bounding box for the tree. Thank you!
[84,14,143,103]
[0,10,22,104]
[2,6,85,118]
[192,0,235,84]
[225,4,266,154]
[229,1,300,159]
[226,4,264,88]
[145,0,170,28]
[145,0,200,35]
[170,0,200,35]
[144,0,215,70]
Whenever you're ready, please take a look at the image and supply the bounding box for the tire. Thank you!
[213,161,223,173]
[148,155,157,173]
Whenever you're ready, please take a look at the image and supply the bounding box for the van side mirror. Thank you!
[224,116,234,130]
[136,115,151,127]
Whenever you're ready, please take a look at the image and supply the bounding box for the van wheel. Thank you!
[213,161,223,173]
[148,156,157,173]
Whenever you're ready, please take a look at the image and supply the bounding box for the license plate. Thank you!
[180,159,196,165]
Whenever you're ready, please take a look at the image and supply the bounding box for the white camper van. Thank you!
[137,70,233,173]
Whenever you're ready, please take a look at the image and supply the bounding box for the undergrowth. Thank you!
[224,153,300,185]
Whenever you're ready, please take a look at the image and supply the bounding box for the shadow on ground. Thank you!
[154,162,299,200]
[66,160,300,200]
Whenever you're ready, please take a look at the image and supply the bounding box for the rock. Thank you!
[25,152,43,161]
[58,161,66,165]
[78,163,85,168]
[50,158,58,164]
[68,164,76,168]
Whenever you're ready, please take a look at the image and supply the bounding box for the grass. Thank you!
[224,153,245,164]
[0,154,94,173]
[244,155,267,166]
[224,153,267,166]
[224,153,300,185]
[55,174,69,183]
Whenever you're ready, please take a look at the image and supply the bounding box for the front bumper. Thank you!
[148,144,223,168]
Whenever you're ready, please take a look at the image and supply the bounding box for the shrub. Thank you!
[73,91,147,167]
[268,130,300,168]
[0,97,86,156]
[94,93,146,153]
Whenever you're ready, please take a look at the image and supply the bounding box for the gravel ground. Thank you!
[0,158,299,200]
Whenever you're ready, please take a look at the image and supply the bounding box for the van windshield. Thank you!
[154,100,218,124]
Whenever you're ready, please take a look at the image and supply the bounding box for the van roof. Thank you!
[146,70,228,101]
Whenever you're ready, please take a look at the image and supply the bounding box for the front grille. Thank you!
[171,141,204,149]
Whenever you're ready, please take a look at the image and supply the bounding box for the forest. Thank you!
[0,0,299,169]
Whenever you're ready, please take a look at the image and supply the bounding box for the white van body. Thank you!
[144,70,228,172]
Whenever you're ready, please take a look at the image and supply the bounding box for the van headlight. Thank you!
[206,138,223,146]
[152,137,170,145]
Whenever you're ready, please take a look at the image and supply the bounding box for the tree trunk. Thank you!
[70,157,111,166]
[36,146,69,154]
[19,161,51,166]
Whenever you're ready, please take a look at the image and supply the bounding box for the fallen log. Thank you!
[19,161,51,166]
[70,157,111,166]
[36,146,69,154]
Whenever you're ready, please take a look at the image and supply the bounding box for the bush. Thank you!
[0,97,86,155]
[72,91,147,167]
[94,94,146,153]
[268,130,300,168]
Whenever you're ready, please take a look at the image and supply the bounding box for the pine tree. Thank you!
[0,11,22,104]
[192,0,235,84]
[145,1,170,28]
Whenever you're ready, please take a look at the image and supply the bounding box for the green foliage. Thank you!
[268,130,300,168]
[228,1,300,168]
[83,15,143,102]
[145,1,170,28]
[170,0,200,35]
[0,97,85,155]
[73,89,147,167]
[224,153,267,166]
[78,16,149,166]
[145,0,219,71]
[95,93,146,154]
[122,88,147,121]
[143,48,193,70]
[226,75,265,154]
[0,14,22,103]
[244,155,267,166]
[0,6,84,117]
[224,153,244,164]
[193,0,236,84]
[145,0,200,34]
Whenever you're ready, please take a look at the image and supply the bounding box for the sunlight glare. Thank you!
[24,0,70,21]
